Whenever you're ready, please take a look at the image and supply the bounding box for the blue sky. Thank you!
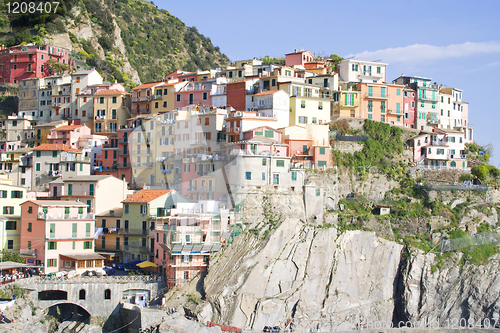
[159,0,500,167]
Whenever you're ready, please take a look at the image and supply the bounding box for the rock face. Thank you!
[204,226,405,331]
[204,223,500,331]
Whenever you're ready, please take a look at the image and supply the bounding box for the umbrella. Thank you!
[136,261,158,268]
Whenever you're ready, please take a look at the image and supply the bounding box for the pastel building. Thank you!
[393,76,440,131]
[279,82,331,126]
[332,90,361,119]
[91,88,131,135]
[0,147,32,189]
[0,182,27,252]
[409,128,468,169]
[403,88,416,128]
[95,208,124,266]
[280,124,331,169]
[46,124,92,147]
[20,200,103,274]
[120,190,191,263]
[0,44,70,84]
[357,82,405,126]
[31,144,91,191]
[48,175,130,215]
[338,59,387,84]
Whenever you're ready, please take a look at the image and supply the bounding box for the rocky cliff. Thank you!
[190,169,500,331]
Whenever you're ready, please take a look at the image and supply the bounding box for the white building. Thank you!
[338,59,387,83]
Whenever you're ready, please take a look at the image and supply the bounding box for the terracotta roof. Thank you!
[94,89,129,95]
[132,82,164,90]
[32,144,81,153]
[122,189,171,203]
[254,90,281,96]
[52,125,83,131]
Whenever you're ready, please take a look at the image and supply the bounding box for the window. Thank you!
[7,240,13,250]
[318,161,327,168]
[83,241,93,249]
[396,88,401,96]
[318,101,323,110]
[368,100,373,112]
[89,184,94,196]
[316,188,321,196]
[100,97,104,104]
[79,289,86,300]
[11,191,23,198]
[27,222,32,232]
[48,241,57,250]
[176,94,181,102]
[86,223,91,237]
[292,171,297,181]
[264,130,274,138]
[104,289,111,300]
[203,92,208,100]
[377,67,381,74]
[0,190,6,198]
[368,114,373,120]
[262,172,265,181]
[381,115,385,122]
[141,204,147,215]
[276,160,285,167]
[301,100,305,108]
[47,259,57,267]
[3,207,14,214]
[124,204,129,214]
[245,172,251,180]
[5,221,16,230]
[52,151,57,158]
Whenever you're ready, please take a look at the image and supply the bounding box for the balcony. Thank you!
[20,248,36,257]
[95,116,106,122]
[118,150,129,156]
[132,96,153,103]
[60,154,91,163]
[419,95,439,102]
[24,67,36,73]
[118,228,149,236]
[118,137,129,143]
[387,109,402,115]
[37,212,95,220]
[449,154,466,159]
[363,93,389,100]
[118,163,131,168]
[139,247,154,256]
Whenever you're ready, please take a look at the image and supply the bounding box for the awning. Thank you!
[136,261,157,268]
[221,232,231,239]
[159,243,171,252]
[60,253,106,261]
[0,261,30,270]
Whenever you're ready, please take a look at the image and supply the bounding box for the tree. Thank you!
[329,54,344,72]
[0,249,26,264]
[46,59,69,73]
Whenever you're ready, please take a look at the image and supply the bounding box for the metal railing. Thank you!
[14,275,162,285]
[38,213,94,220]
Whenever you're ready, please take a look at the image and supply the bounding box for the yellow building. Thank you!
[92,89,131,135]
[332,90,361,119]
[120,189,190,263]
[33,120,69,147]
[0,181,27,252]
[279,82,331,126]
[95,208,123,266]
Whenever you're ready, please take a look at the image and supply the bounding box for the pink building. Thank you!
[229,126,288,157]
[0,44,71,84]
[174,81,212,109]
[403,88,416,128]
[20,200,103,274]
[46,124,92,147]
[285,50,315,67]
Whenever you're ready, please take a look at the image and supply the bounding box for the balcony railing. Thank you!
[364,93,389,99]
[20,248,36,256]
[132,96,153,103]
[118,228,149,236]
[37,212,94,220]
[118,163,131,168]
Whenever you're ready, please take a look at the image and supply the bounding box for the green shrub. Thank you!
[449,229,468,239]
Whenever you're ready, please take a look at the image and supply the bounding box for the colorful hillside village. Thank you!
[0,44,473,286]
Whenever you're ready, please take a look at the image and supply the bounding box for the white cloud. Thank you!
[347,41,500,64]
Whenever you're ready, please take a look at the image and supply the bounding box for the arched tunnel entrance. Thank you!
[46,303,91,326]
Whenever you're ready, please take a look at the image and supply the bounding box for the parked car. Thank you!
[117,264,125,270]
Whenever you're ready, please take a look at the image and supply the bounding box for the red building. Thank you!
[403,88,416,128]
[165,70,197,82]
[226,80,246,110]
[0,44,71,84]
[174,81,212,109]
[94,128,133,185]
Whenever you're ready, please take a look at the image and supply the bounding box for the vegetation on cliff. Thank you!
[0,0,230,85]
